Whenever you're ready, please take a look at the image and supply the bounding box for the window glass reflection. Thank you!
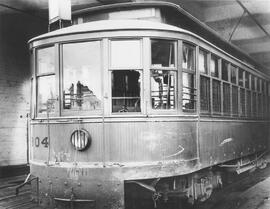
[37,76,56,113]
[151,70,175,109]
[37,47,55,74]
[151,40,175,68]
[63,41,102,111]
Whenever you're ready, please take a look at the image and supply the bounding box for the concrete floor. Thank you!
[237,176,270,209]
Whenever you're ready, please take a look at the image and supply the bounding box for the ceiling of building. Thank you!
[0,0,269,73]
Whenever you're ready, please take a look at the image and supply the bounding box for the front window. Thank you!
[151,39,176,110]
[36,46,57,114]
[62,41,102,111]
[110,39,142,113]
[151,39,175,68]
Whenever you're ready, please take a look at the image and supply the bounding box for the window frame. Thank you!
[199,47,210,114]
[35,44,59,118]
[210,54,222,115]
[148,38,178,114]
[181,42,197,113]
[108,38,144,115]
[60,40,103,116]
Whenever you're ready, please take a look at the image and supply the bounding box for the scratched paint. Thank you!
[219,138,233,146]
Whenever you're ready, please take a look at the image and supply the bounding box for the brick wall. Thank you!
[0,10,47,166]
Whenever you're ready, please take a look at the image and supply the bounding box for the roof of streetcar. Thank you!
[29,19,187,43]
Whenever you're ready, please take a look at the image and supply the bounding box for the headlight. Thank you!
[70,129,91,151]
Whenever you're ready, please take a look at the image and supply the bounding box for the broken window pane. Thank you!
[112,70,141,113]
[182,43,195,71]
[62,41,102,111]
[151,39,175,68]
[151,70,175,109]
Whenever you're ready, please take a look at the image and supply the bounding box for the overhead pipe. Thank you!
[236,0,270,39]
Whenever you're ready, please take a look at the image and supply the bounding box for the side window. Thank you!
[245,72,252,117]
[110,39,142,113]
[245,72,250,89]
[151,39,176,110]
[238,68,244,87]
[62,41,102,112]
[199,48,210,113]
[36,46,57,114]
[221,60,229,81]
[223,82,230,115]
[198,49,208,74]
[239,69,245,117]
[231,65,238,116]
[182,43,196,111]
[210,55,219,78]
[251,75,256,91]
[210,54,221,113]
[231,65,237,84]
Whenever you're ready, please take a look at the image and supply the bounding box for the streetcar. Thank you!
[27,2,270,209]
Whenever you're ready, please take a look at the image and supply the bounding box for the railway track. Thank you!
[0,175,41,209]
